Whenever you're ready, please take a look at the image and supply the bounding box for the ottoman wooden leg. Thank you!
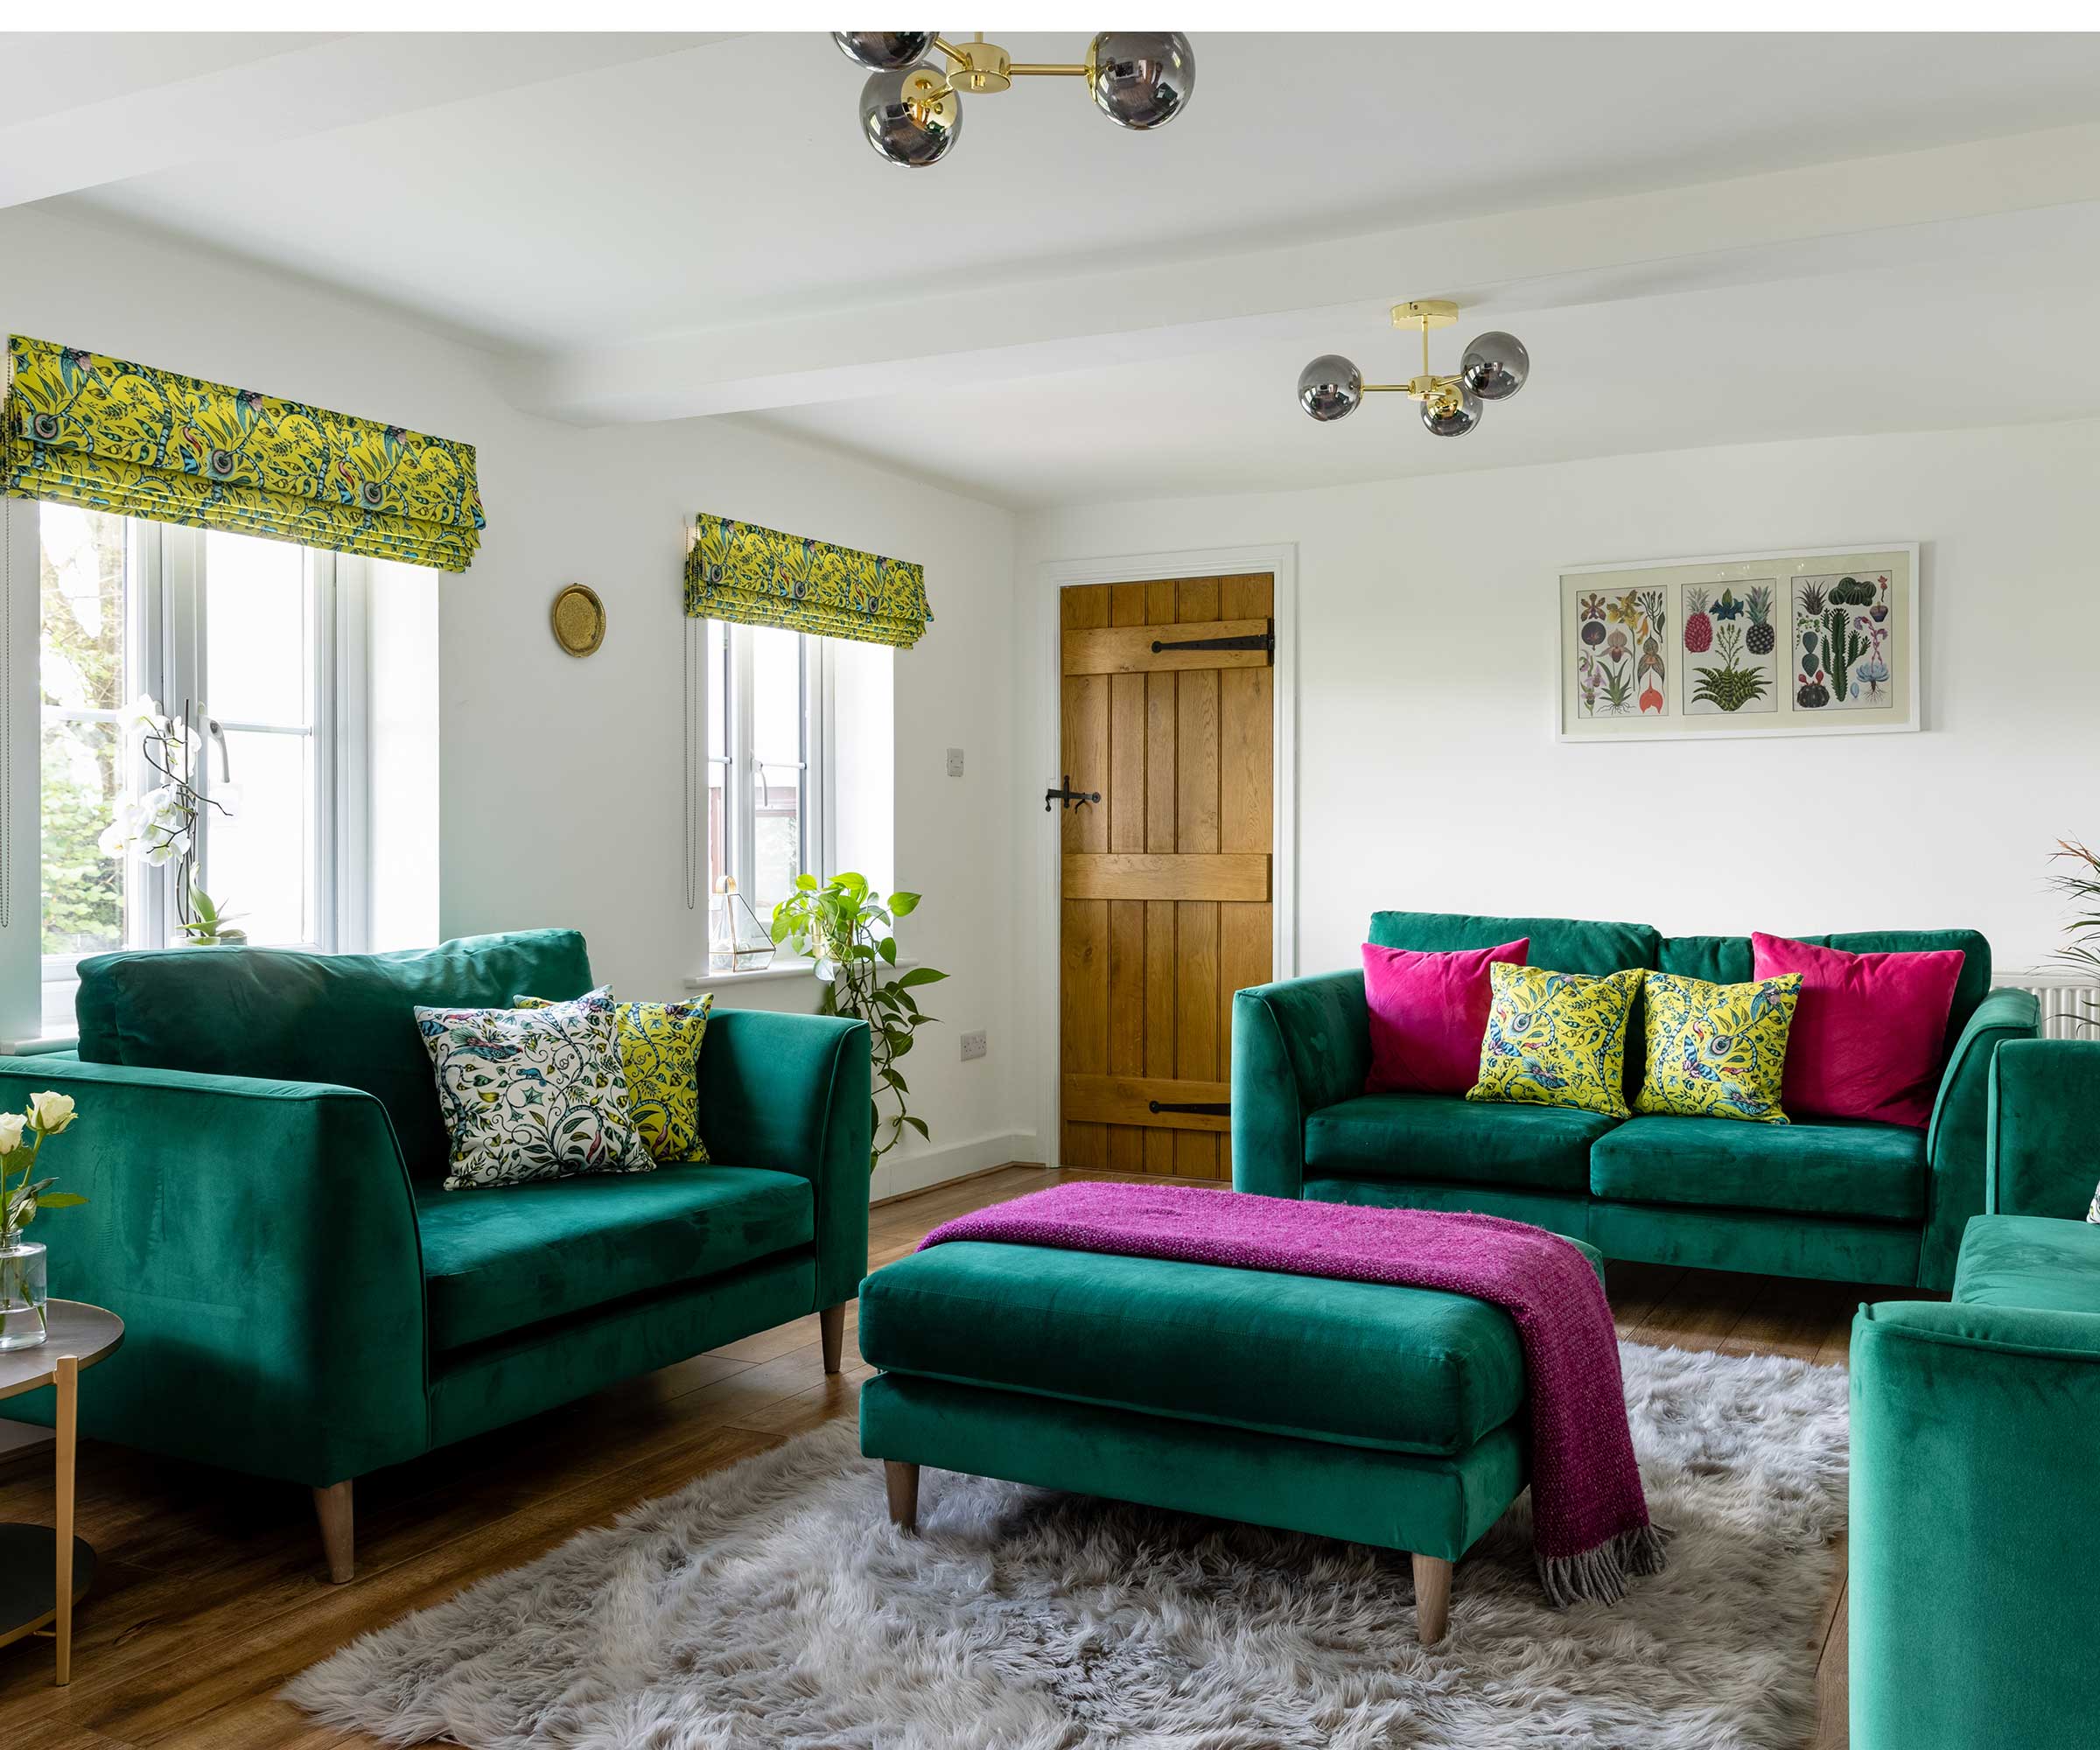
[1411,1553,1452,1646]
[820,1302,847,1376]
[885,1460,920,1531]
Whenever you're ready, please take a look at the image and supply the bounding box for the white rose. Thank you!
[29,1091,75,1136]
[0,1113,25,1155]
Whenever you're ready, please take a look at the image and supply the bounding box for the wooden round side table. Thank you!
[0,1300,123,1686]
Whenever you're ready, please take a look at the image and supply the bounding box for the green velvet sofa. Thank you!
[1231,910,2039,1292]
[0,930,870,1580]
[1850,1038,2100,1750]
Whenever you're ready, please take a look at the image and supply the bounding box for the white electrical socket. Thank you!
[946,747,965,777]
[959,1029,988,1061]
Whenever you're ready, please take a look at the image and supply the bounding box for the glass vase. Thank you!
[0,1238,47,1350]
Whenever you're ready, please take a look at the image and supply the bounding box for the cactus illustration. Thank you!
[1823,606,1866,701]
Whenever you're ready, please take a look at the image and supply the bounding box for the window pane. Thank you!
[205,530,309,727]
[706,620,730,935]
[707,620,729,763]
[39,505,127,711]
[209,731,313,946]
[749,627,804,919]
[40,718,124,956]
[40,506,130,958]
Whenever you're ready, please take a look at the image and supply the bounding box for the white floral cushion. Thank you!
[416,986,654,1191]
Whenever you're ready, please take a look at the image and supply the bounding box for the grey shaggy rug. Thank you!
[288,1342,1848,1750]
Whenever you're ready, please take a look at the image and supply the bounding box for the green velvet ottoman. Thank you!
[858,1236,1602,1643]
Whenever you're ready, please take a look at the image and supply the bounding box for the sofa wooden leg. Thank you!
[820,1301,847,1375]
[313,1480,355,1584]
[885,1460,920,1532]
[1411,1552,1452,1645]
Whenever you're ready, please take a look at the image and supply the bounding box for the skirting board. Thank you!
[870,1131,1040,1206]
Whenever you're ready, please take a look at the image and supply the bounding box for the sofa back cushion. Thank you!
[76,930,594,1177]
[1367,911,1661,978]
[1656,928,1991,1057]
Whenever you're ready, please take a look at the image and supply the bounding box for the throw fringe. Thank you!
[1538,1521,1673,1609]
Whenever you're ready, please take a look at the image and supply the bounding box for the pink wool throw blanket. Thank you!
[920,1181,1665,1608]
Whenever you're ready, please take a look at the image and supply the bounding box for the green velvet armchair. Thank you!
[0,931,870,1581]
[1850,1038,2100,1750]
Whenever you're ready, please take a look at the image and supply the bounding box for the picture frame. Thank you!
[1556,542,1918,743]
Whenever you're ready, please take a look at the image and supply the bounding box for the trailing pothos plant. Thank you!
[771,872,948,1169]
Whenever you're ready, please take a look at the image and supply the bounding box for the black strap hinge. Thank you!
[1148,1100,1231,1116]
[1151,618,1274,662]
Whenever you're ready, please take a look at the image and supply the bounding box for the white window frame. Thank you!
[705,620,829,925]
[37,509,374,1017]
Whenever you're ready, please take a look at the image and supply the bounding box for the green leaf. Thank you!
[794,872,818,891]
[878,935,897,965]
[896,965,948,988]
[32,1192,85,1208]
[889,891,920,916]
[886,1068,908,1095]
[894,987,920,1017]
[770,915,796,943]
[901,1114,930,1140]
[834,871,868,898]
[886,1029,914,1056]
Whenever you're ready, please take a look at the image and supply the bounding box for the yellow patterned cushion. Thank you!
[1466,963,1645,1118]
[1634,971,1801,1124]
[517,992,714,1162]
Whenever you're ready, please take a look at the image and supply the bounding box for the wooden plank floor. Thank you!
[0,1164,1866,1748]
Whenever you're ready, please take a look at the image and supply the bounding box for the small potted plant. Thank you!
[0,1091,88,1350]
[771,873,948,1170]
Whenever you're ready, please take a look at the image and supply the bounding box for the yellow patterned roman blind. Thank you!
[685,512,930,648]
[3,336,484,571]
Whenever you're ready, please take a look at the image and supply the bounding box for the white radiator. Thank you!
[1998,974,2100,1040]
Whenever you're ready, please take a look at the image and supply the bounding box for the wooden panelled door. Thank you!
[1058,575,1275,1179]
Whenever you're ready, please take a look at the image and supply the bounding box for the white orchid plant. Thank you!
[97,695,244,944]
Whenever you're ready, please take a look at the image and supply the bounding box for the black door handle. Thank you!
[1044,774,1102,812]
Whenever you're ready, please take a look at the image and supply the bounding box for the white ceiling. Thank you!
[19,30,2100,507]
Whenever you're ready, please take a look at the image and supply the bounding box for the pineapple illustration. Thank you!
[1745,584,1775,655]
[1684,587,1713,654]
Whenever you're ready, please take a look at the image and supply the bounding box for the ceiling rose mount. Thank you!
[835,31,1194,168]
[1298,301,1530,438]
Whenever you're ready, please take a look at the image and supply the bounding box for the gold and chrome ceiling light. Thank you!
[1298,302,1530,439]
[833,32,1194,167]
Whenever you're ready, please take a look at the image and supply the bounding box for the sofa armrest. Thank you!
[1850,1298,2100,1750]
[1230,970,1369,1200]
[1917,986,2040,1290]
[0,1057,427,1488]
[1988,1037,2100,1220]
[694,1009,871,1309]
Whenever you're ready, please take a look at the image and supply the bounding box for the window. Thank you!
[38,506,408,1032]
[704,621,825,948]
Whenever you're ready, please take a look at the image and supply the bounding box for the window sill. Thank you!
[0,1034,80,1057]
[682,956,917,994]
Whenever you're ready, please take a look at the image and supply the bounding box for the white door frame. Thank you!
[1031,542,1298,1169]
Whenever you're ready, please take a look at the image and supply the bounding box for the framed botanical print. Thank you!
[1557,543,1918,742]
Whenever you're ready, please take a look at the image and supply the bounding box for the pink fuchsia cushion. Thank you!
[1749,932,1966,1129]
[1362,937,1530,1096]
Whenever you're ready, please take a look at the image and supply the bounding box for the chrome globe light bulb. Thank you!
[1087,32,1195,130]
[1298,355,1362,422]
[858,65,962,167]
[1421,382,1483,438]
[833,32,937,70]
[1461,331,1529,402]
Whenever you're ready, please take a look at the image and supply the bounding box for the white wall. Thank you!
[1017,421,2100,1097]
[0,206,1035,1184]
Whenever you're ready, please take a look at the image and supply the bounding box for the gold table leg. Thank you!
[54,1353,77,1686]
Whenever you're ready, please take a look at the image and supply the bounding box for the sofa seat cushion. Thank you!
[1305,1092,1615,1194]
[1589,1114,1925,1222]
[1953,1214,2100,1315]
[859,1238,1595,1456]
[415,1165,813,1352]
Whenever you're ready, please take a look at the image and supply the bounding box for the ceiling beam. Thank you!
[507,119,2100,425]
[0,32,732,211]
